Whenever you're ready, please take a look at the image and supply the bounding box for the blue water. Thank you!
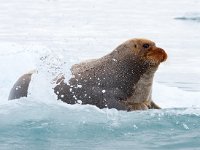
[0,100,200,150]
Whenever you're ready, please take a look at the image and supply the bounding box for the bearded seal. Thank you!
[8,38,167,111]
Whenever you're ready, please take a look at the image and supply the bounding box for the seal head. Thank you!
[121,38,167,65]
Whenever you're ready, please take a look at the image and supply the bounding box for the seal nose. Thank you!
[158,47,167,62]
[153,47,168,62]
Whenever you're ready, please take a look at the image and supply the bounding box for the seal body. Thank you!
[54,38,167,110]
[8,38,167,111]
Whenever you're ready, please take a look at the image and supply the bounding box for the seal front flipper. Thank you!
[120,100,161,111]
[149,101,161,109]
[121,102,149,111]
[8,70,37,100]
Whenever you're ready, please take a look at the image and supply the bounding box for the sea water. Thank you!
[0,0,200,149]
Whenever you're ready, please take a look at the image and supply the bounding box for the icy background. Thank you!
[0,0,200,149]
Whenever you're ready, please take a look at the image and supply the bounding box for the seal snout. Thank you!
[146,47,167,64]
[154,47,167,62]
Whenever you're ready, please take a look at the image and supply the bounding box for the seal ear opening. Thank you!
[134,44,137,48]
[8,70,37,100]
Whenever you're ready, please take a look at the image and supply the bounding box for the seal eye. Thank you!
[143,44,150,49]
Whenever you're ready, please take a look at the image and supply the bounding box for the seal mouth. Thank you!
[146,47,167,64]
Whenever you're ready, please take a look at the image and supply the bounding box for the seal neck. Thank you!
[103,47,159,98]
